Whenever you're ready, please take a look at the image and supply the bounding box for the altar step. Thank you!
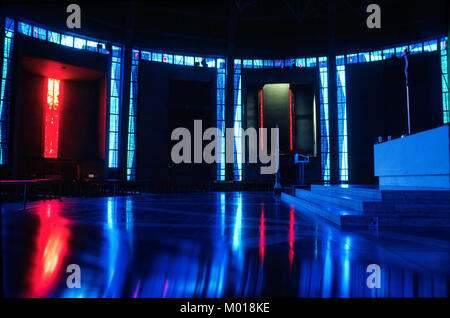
[296,187,450,213]
[281,185,450,228]
[310,185,450,203]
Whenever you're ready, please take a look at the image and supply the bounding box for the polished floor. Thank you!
[2,192,450,298]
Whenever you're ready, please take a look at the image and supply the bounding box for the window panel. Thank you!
[61,34,74,47]
[18,22,32,36]
[33,26,46,40]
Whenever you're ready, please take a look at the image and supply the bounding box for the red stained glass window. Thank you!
[44,78,61,158]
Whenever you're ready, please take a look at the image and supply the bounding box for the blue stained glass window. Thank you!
[318,56,330,182]
[3,38,13,58]
[306,57,317,67]
[217,73,225,89]
[319,58,327,67]
[111,62,121,80]
[243,59,252,68]
[61,34,74,47]
[141,51,151,61]
[217,89,225,105]
[112,46,122,58]
[206,58,215,68]
[440,38,447,50]
[370,50,382,61]
[185,56,194,66]
[107,45,123,168]
[424,40,438,52]
[295,58,305,68]
[395,46,408,57]
[33,26,46,40]
[5,18,14,33]
[126,49,139,177]
[98,43,108,54]
[358,52,370,62]
[152,52,162,62]
[217,58,225,69]
[174,55,184,65]
[253,59,263,68]
[47,31,60,44]
[74,37,86,49]
[1,18,15,165]
[18,22,32,36]
[263,60,273,68]
[163,54,173,64]
[336,55,345,66]
[284,59,293,67]
[274,59,284,68]
[110,97,119,114]
[335,55,348,182]
[195,57,203,66]
[383,48,395,59]
[346,54,358,64]
[86,40,98,52]
[409,43,423,54]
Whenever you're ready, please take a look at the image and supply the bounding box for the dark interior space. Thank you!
[6,34,109,182]
[244,68,321,185]
[0,1,449,302]
[346,51,443,184]
[260,83,291,153]
[138,61,217,184]
[168,79,214,183]
[252,83,316,155]
[18,57,106,181]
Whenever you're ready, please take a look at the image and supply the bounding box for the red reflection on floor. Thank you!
[289,207,295,271]
[260,88,264,151]
[27,201,71,297]
[259,205,265,264]
[133,280,141,298]
[44,78,61,158]
[162,279,169,298]
[289,88,293,151]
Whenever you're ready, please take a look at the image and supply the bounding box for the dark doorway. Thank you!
[346,52,442,184]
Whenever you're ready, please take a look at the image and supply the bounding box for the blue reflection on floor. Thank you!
[2,192,450,298]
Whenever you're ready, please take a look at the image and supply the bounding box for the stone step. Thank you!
[295,188,371,211]
[282,192,450,228]
[363,201,450,213]
[311,185,382,200]
[311,185,450,204]
[281,192,363,226]
[301,187,450,213]
[379,189,450,203]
